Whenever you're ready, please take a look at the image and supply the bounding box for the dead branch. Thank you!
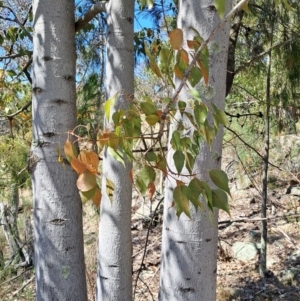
[219,213,300,225]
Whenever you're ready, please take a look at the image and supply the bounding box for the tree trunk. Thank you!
[96,1,134,300]
[31,1,87,300]
[159,1,232,300]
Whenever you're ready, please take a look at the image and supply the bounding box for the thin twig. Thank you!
[0,267,33,286]
[275,226,300,250]
[218,213,300,225]
[12,276,35,297]
[225,125,282,170]
[133,197,164,300]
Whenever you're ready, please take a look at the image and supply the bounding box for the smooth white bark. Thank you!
[31,1,87,300]
[96,1,134,300]
[159,1,232,300]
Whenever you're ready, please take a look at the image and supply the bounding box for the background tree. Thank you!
[30,0,87,299]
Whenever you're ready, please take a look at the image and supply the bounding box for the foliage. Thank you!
[65,27,231,218]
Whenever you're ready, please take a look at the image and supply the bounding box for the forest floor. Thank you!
[1,137,300,300]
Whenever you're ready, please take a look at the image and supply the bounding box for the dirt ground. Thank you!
[1,165,300,301]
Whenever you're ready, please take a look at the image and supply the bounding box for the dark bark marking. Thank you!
[49,218,67,225]
[43,132,55,137]
[52,99,66,105]
[205,238,211,242]
[32,87,42,94]
[41,56,53,61]
[179,287,195,293]
[100,275,108,280]
[176,241,185,244]
[127,17,133,24]
[108,265,118,268]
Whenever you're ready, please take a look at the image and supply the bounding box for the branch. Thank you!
[133,196,164,298]
[146,0,250,154]
[235,39,293,75]
[1,5,33,42]
[218,213,300,225]
[225,125,282,170]
[75,2,108,32]
[0,51,32,60]
[2,101,32,120]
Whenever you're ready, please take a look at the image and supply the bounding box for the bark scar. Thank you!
[49,218,67,225]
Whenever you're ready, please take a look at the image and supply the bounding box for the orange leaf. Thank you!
[169,28,183,50]
[197,59,209,86]
[78,150,99,174]
[147,182,156,200]
[174,65,183,79]
[64,139,77,161]
[92,187,102,207]
[129,170,133,182]
[77,171,97,192]
[187,40,200,51]
[71,158,87,174]
[180,49,189,64]
[156,110,162,118]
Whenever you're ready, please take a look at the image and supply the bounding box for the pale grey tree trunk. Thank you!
[96,1,134,300]
[159,1,232,300]
[31,1,87,300]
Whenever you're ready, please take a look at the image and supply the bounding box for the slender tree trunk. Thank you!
[96,1,134,300]
[159,1,232,300]
[31,1,87,299]
[260,9,274,277]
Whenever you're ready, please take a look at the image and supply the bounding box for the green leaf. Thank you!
[140,166,156,186]
[112,110,124,125]
[241,0,251,13]
[79,185,98,203]
[146,114,160,125]
[209,169,231,196]
[173,150,185,174]
[104,93,117,121]
[136,175,147,195]
[188,178,202,211]
[174,185,191,218]
[189,66,202,87]
[156,154,167,175]
[146,151,156,162]
[211,189,230,215]
[213,109,228,127]
[106,178,114,203]
[214,0,226,18]
[171,130,182,151]
[0,35,3,45]
[190,89,201,101]
[147,0,154,9]
[194,104,208,126]
[178,100,186,114]
[108,147,125,167]
[189,178,212,207]
[141,102,157,116]
[185,151,195,174]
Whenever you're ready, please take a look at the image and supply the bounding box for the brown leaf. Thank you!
[169,28,183,50]
[78,150,99,174]
[77,171,97,192]
[70,158,87,174]
[92,187,102,207]
[147,182,156,200]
